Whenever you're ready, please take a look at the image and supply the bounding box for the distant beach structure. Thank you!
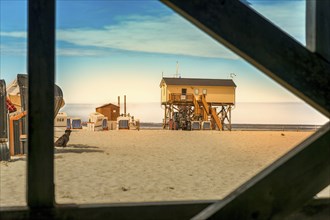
[95,102,120,121]
[54,112,69,128]
[160,77,236,131]
[60,102,328,127]
[95,102,120,130]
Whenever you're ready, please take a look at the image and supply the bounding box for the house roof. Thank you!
[160,77,236,87]
[96,103,119,109]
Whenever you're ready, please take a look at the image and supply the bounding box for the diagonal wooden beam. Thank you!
[286,198,330,220]
[0,200,215,220]
[1,199,329,219]
[161,0,330,118]
[192,123,330,219]
[27,0,55,208]
[161,0,330,219]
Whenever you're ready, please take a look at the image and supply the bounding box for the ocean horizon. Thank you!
[60,102,328,125]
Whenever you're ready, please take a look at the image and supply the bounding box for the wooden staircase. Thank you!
[201,95,222,130]
[192,95,200,116]
[200,95,209,121]
[200,95,209,115]
[210,107,222,130]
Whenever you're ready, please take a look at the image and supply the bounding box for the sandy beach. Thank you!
[0,130,328,207]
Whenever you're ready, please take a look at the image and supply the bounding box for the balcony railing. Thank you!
[169,93,194,102]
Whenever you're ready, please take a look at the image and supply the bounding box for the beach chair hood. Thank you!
[7,74,65,118]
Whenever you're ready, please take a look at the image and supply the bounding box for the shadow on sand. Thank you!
[55,144,104,154]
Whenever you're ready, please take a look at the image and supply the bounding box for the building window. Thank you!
[194,88,199,95]
[181,88,187,95]
[202,89,207,95]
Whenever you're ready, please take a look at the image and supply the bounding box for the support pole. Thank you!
[170,104,174,120]
[118,96,120,115]
[306,0,330,61]
[27,0,55,208]
[124,95,126,117]
[228,106,232,131]
[163,105,167,129]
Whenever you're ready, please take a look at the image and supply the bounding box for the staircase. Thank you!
[201,95,222,130]
[192,95,200,115]
[200,95,209,115]
[210,107,222,130]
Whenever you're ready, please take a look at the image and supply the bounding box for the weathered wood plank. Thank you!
[306,0,330,61]
[27,0,55,208]
[161,0,330,118]
[285,198,330,220]
[0,200,215,220]
[1,199,329,220]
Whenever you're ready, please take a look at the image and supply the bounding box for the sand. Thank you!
[0,130,328,207]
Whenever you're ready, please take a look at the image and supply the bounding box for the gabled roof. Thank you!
[96,103,119,109]
[160,77,236,87]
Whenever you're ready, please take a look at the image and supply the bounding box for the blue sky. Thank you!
[0,0,309,105]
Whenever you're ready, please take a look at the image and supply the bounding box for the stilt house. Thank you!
[160,77,236,130]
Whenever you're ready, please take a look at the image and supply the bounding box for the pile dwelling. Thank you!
[160,77,236,131]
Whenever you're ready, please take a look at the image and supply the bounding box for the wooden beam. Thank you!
[27,0,55,208]
[306,0,330,61]
[1,199,329,220]
[192,122,330,219]
[0,200,215,220]
[161,0,330,118]
[286,198,330,220]
[159,2,330,217]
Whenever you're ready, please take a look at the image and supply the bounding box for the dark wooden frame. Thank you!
[0,0,329,219]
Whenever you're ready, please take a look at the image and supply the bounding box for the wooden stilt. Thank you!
[163,104,167,129]
[228,106,232,131]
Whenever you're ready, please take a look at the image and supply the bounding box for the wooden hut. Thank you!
[160,77,236,130]
[96,103,120,121]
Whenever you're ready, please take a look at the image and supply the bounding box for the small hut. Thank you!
[96,103,120,121]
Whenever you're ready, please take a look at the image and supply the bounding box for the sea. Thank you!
[60,102,328,131]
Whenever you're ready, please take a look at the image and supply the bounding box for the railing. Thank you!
[193,95,201,115]
[169,93,194,102]
[200,94,210,115]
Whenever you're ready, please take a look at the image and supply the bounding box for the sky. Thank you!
[0,0,328,123]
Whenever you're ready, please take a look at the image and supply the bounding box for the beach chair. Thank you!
[191,121,201,130]
[102,118,108,130]
[71,118,82,129]
[16,74,65,117]
[202,121,211,130]
[0,79,10,161]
